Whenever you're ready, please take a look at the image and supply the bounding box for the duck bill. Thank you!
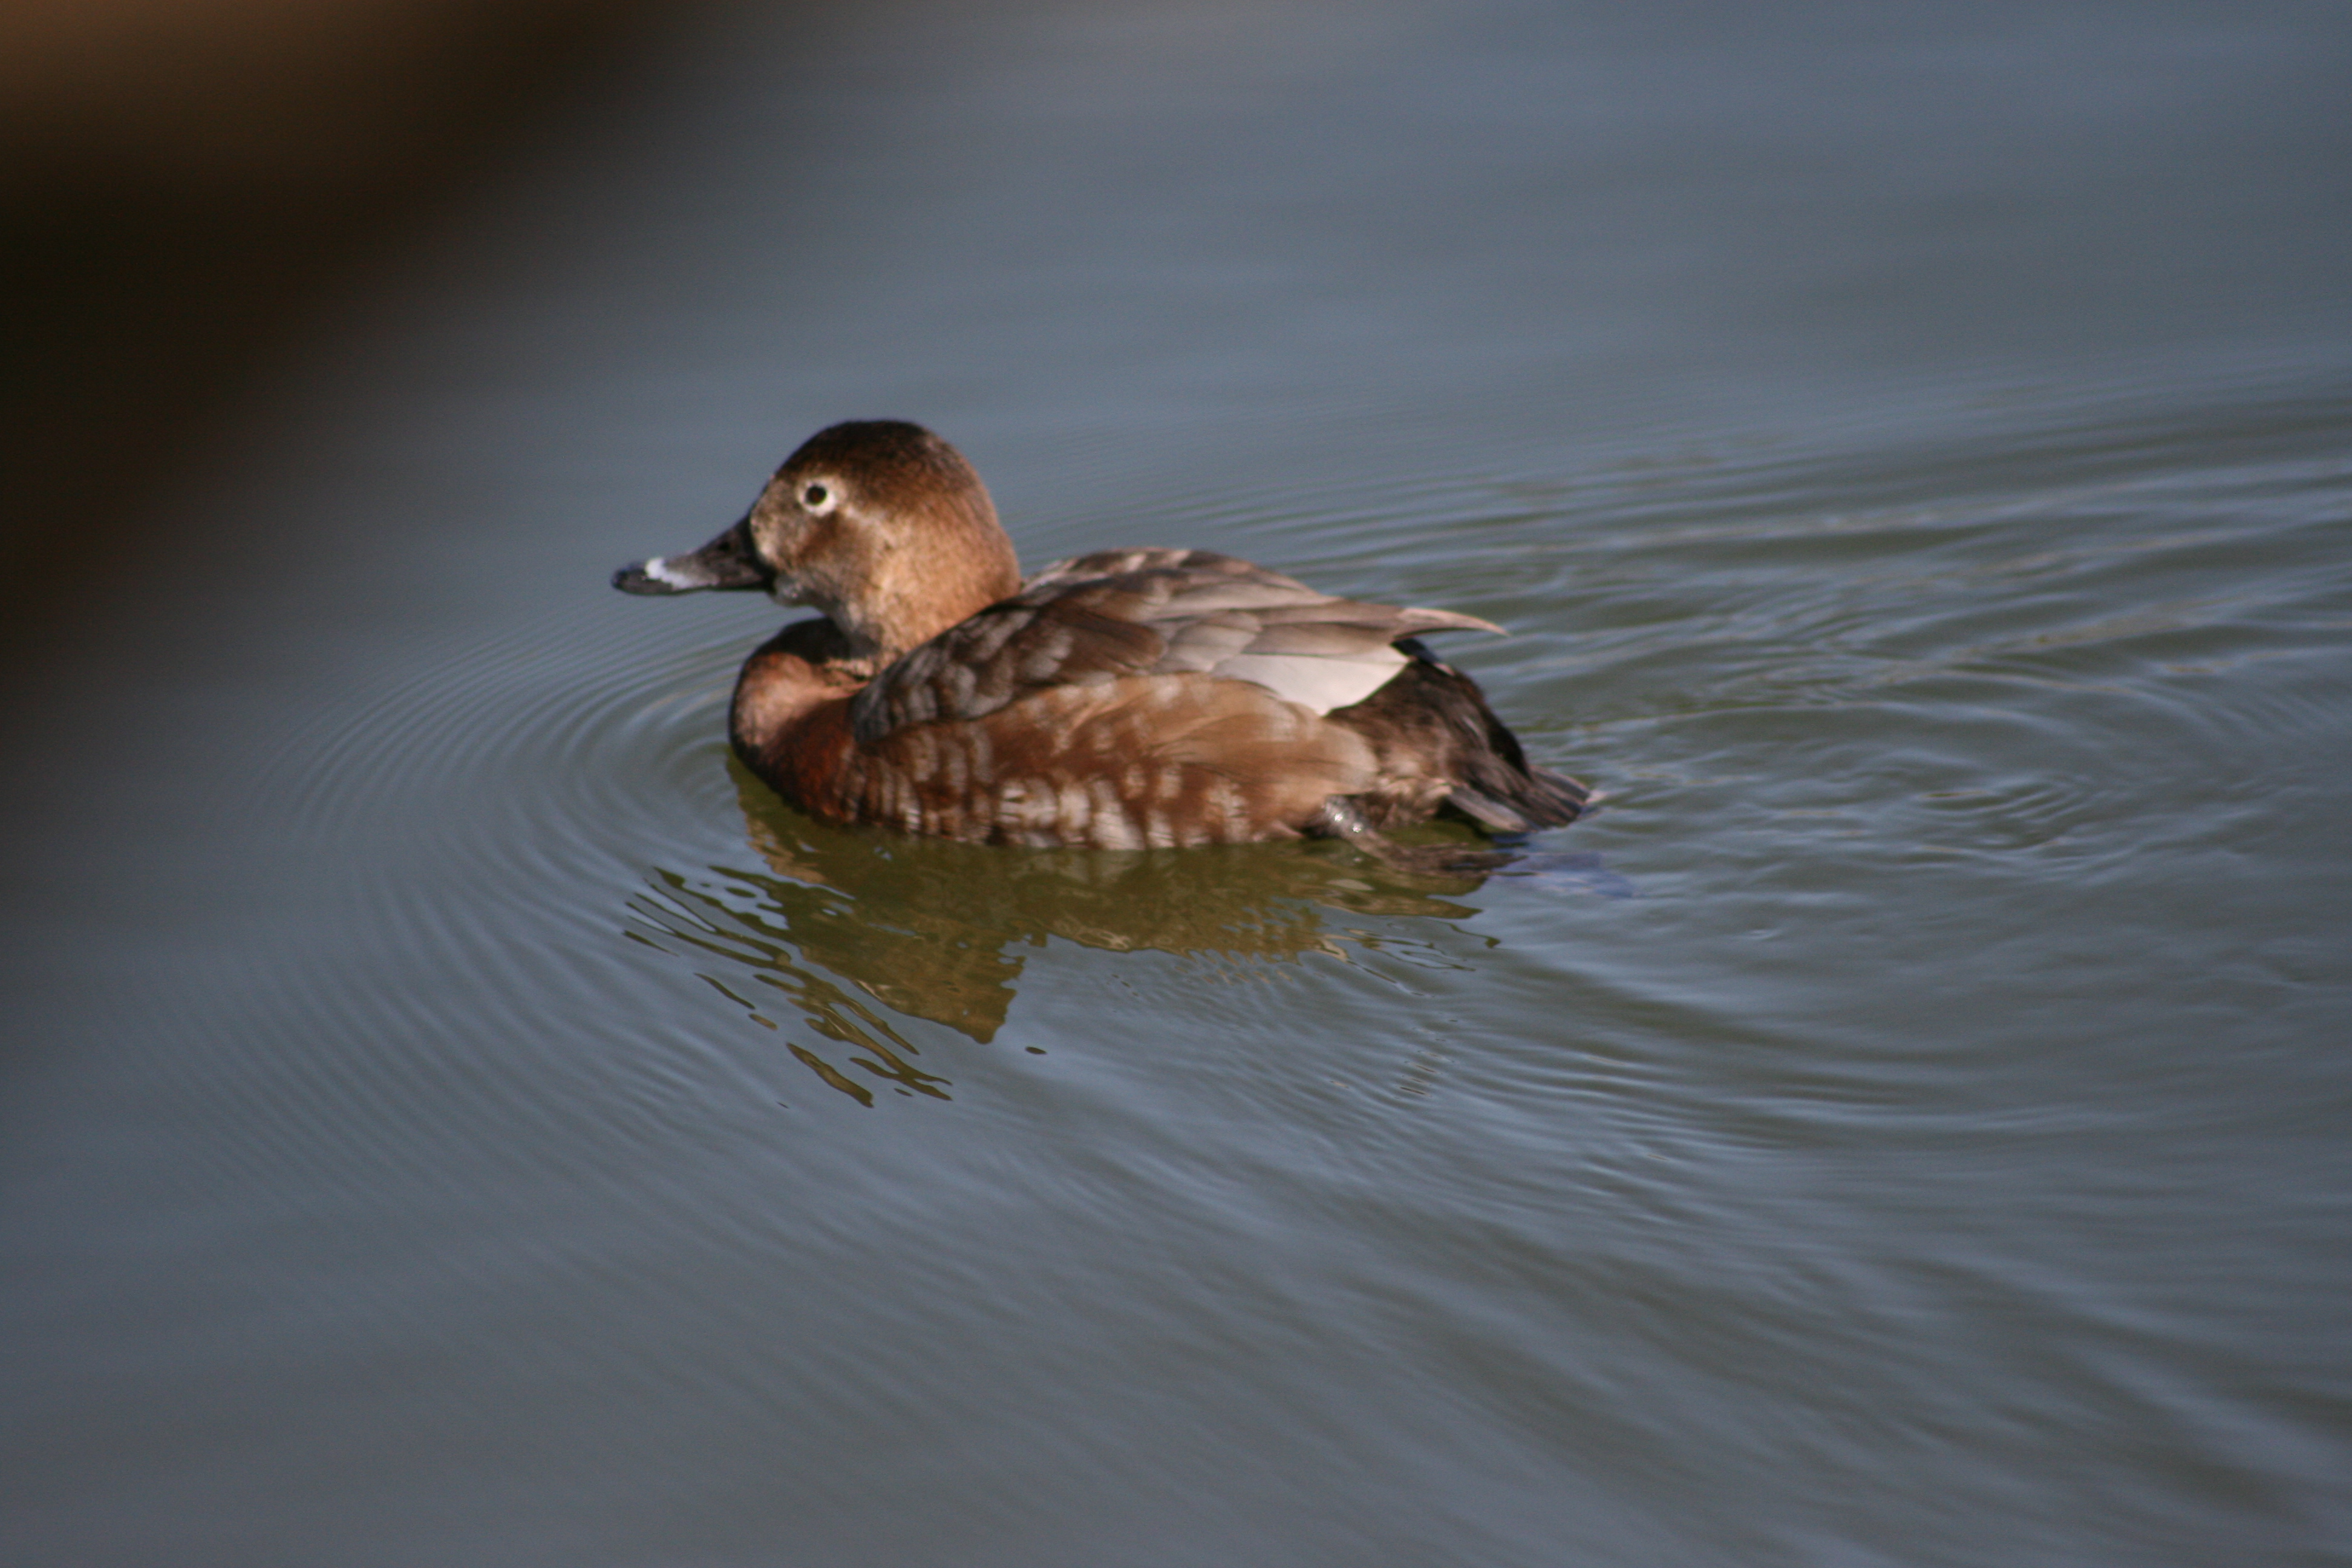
[612,515,773,595]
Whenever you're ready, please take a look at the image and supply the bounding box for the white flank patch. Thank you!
[1216,647,1405,714]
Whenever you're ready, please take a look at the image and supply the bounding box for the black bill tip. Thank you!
[610,516,771,596]
[612,559,696,594]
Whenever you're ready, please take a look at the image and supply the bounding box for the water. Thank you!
[5,1,2350,1563]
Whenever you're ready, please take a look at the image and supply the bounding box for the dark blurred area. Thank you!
[0,0,679,597]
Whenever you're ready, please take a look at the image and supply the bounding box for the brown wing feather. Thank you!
[848,588,1164,742]
[852,550,1503,743]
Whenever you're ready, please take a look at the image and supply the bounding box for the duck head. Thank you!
[613,420,1024,661]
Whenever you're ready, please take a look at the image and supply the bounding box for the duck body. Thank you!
[615,422,1586,854]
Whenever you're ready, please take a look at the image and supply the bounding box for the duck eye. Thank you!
[802,483,829,509]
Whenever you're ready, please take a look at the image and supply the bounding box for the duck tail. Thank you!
[1397,641,1589,831]
[1446,764,1590,833]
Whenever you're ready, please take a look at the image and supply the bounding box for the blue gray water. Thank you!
[5,1,2350,1563]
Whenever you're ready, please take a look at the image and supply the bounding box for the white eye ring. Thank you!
[801,481,837,514]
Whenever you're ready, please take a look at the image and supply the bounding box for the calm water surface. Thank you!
[5,2,2350,1564]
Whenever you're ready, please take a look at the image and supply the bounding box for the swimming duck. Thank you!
[613,420,1586,859]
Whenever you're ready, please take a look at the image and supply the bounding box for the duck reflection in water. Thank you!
[629,760,1526,1105]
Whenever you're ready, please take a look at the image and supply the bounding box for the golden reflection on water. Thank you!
[625,759,1489,1103]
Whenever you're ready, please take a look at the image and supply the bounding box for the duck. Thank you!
[613,420,1586,861]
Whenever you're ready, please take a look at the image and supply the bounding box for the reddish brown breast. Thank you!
[751,697,861,819]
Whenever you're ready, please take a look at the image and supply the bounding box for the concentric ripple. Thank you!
[215,385,2352,1135]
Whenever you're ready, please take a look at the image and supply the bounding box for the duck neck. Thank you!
[830,515,1022,663]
